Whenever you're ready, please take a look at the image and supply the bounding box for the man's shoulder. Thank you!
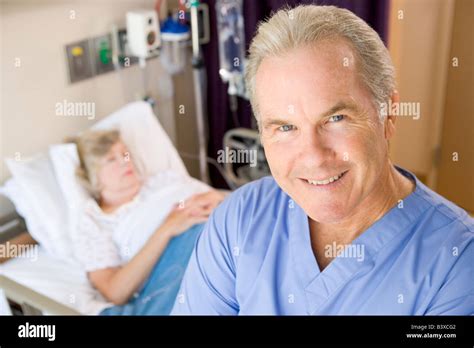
[236,175,280,193]
[221,175,284,207]
[207,176,288,246]
[410,181,473,277]
[414,180,473,235]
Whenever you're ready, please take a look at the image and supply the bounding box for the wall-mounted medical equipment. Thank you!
[64,11,160,84]
[65,33,118,84]
[160,14,190,75]
[126,10,161,60]
[92,34,115,75]
[65,39,95,83]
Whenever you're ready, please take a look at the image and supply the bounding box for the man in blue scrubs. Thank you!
[172,5,473,315]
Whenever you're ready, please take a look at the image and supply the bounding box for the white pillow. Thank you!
[49,144,89,245]
[0,154,73,260]
[49,101,189,238]
[91,101,187,177]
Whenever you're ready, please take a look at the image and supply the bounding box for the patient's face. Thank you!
[256,40,390,223]
[97,141,139,194]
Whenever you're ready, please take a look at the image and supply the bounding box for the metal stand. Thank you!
[190,0,210,184]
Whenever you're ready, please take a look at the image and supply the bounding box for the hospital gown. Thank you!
[172,167,473,315]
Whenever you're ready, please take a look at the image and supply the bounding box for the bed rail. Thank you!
[0,275,81,315]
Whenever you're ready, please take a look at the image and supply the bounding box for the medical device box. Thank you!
[126,10,161,59]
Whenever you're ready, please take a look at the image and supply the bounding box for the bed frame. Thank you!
[0,275,80,315]
[0,208,80,315]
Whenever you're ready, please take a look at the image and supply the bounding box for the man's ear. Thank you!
[384,90,399,140]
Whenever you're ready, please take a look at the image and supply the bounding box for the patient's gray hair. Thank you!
[69,129,120,200]
[245,5,395,127]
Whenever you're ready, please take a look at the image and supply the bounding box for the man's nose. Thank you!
[298,131,331,166]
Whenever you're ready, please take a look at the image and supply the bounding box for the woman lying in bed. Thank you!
[71,129,226,315]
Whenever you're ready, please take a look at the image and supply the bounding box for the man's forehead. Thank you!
[257,39,358,75]
[255,40,362,115]
[256,42,358,87]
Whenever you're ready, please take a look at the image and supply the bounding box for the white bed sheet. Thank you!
[0,246,110,315]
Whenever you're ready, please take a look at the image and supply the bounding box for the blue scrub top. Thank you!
[172,167,473,315]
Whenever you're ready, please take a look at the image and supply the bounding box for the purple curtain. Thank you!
[201,0,390,188]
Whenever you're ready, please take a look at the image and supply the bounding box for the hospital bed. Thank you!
[0,253,90,315]
[0,101,219,315]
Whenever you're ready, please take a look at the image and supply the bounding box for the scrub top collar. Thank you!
[288,165,431,314]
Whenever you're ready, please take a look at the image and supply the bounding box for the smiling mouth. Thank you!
[303,170,348,186]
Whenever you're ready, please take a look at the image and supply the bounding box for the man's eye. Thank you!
[278,125,295,132]
[328,114,345,123]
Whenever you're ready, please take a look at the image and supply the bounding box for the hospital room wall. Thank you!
[435,0,473,213]
[0,0,201,215]
[388,0,473,213]
[387,0,454,183]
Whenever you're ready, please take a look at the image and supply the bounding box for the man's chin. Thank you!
[304,204,350,225]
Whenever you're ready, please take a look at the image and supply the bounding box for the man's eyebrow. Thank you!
[320,101,359,118]
[262,118,291,129]
[261,101,359,129]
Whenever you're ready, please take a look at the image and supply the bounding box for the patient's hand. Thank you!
[160,203,209,238]
[185,190,227,214]
[159,191,227,239]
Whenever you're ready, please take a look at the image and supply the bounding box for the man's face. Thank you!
[256,40,390,223]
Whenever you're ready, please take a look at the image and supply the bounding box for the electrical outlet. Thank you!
[65,39,94,83]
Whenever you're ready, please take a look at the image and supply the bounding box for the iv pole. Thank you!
[189,0,210,184]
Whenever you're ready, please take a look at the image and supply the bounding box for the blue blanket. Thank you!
[100,224,204,315]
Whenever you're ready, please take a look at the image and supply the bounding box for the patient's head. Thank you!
[74,130,140,204]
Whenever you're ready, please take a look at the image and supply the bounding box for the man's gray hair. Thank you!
[245,5,395,126]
